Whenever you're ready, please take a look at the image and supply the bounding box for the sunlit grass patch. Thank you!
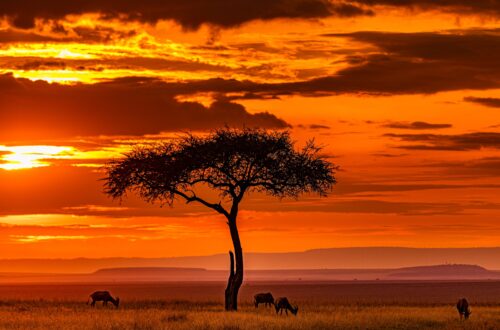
[0,300,499,329]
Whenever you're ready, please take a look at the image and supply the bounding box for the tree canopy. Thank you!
[105,128,336,219]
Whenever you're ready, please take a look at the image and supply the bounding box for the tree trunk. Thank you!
[224,251,235,311]
[224,218,243,311]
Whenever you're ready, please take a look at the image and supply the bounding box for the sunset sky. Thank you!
[0,0,499,259]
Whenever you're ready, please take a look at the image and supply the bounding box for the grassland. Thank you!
[2,300,500,330]
[1,281,500,329]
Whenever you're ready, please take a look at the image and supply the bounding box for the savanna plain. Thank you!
[1,281,500,329]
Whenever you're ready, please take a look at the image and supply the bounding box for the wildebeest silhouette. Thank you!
[275,297,298,316]
[456,298,471,320]
[87,291,120,308]
[254,292,275,308]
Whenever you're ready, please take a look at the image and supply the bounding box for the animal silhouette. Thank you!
[456,298,471,320]
[87,291,120,308]
[254,292,275,308]
[275,297,298,316]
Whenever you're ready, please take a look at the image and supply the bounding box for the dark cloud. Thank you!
[465,96,500,108]
[2,0,499,32]
[333,182,500,195]
[385,132,500,151]
[0,74,289,141]
[425,157,500,178]
[383,121,452,130]
[0,56,233,73]
[371,153,407,158]
[351,0,500,16]
[456,157,500,176]
[245,197,500,215]
[309,124,331,129]
[184,29,500,97]
[305,30,500,94]
[0,0,371,30]
[1,29,497,141]
[0,26,135,44]
[11,59,67,71]
[5,29,498,100]
[336,30,500,63]
[71,26,137,43]
[0,29,66,43]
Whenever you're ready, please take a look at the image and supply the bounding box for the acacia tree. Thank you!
[104,128,336,310]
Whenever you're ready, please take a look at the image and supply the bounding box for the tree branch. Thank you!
[173,189,230,218]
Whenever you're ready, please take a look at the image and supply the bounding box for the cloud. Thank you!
[245,197,500,215]
[351,0,500,16]
[0,56,234,75]
[385,132,500,151]
[371,153,407,158]
[332,182,500,195]
[0,222,180,243]
[0,29,68,43]
[309,124,331,129]
[0,74,289,141]
[465,96,500,108]
[286,29,500,95]
[0,0,371,30]
[3,29,499,100]
[305,30,500,94]
[425,157,500,177]
[2,0,499,31]
[383,121,452,130]
[0,26,139,44]
[176,29,500,97]
[337,30,500,63]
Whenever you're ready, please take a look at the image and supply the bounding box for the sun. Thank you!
[0,145,73,170]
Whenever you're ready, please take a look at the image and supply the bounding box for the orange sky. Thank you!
[0,1,499,258]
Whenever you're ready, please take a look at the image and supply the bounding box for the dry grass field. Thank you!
[1,281,500,329]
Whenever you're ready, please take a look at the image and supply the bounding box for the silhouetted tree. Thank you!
[103,128,336,311]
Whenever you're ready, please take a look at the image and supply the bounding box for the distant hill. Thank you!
[88,267,388,282]
[1,264,500,283]
[2,247,500,273]
[387,264,499,280]
[88,264,500,281]
[94,267,207,275]
[92,267,217,281]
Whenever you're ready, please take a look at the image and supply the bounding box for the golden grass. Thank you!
[1,282,500,329]
[0,301,499,330]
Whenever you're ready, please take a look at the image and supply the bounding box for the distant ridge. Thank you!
[82,264,500,282]
[1,247,500,273]
[94,267,207,274]
[1,264,499,283]
[388,264,497,279]
[91,267,214,281]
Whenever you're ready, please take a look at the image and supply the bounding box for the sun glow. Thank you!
[0,144,128,170]
[0,145,73,170]
[11,235,89,243]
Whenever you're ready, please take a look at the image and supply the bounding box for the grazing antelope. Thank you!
[87,291,120,308]
[275,297,298,316]
[254,292,275,308]
[456,298,471,320]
